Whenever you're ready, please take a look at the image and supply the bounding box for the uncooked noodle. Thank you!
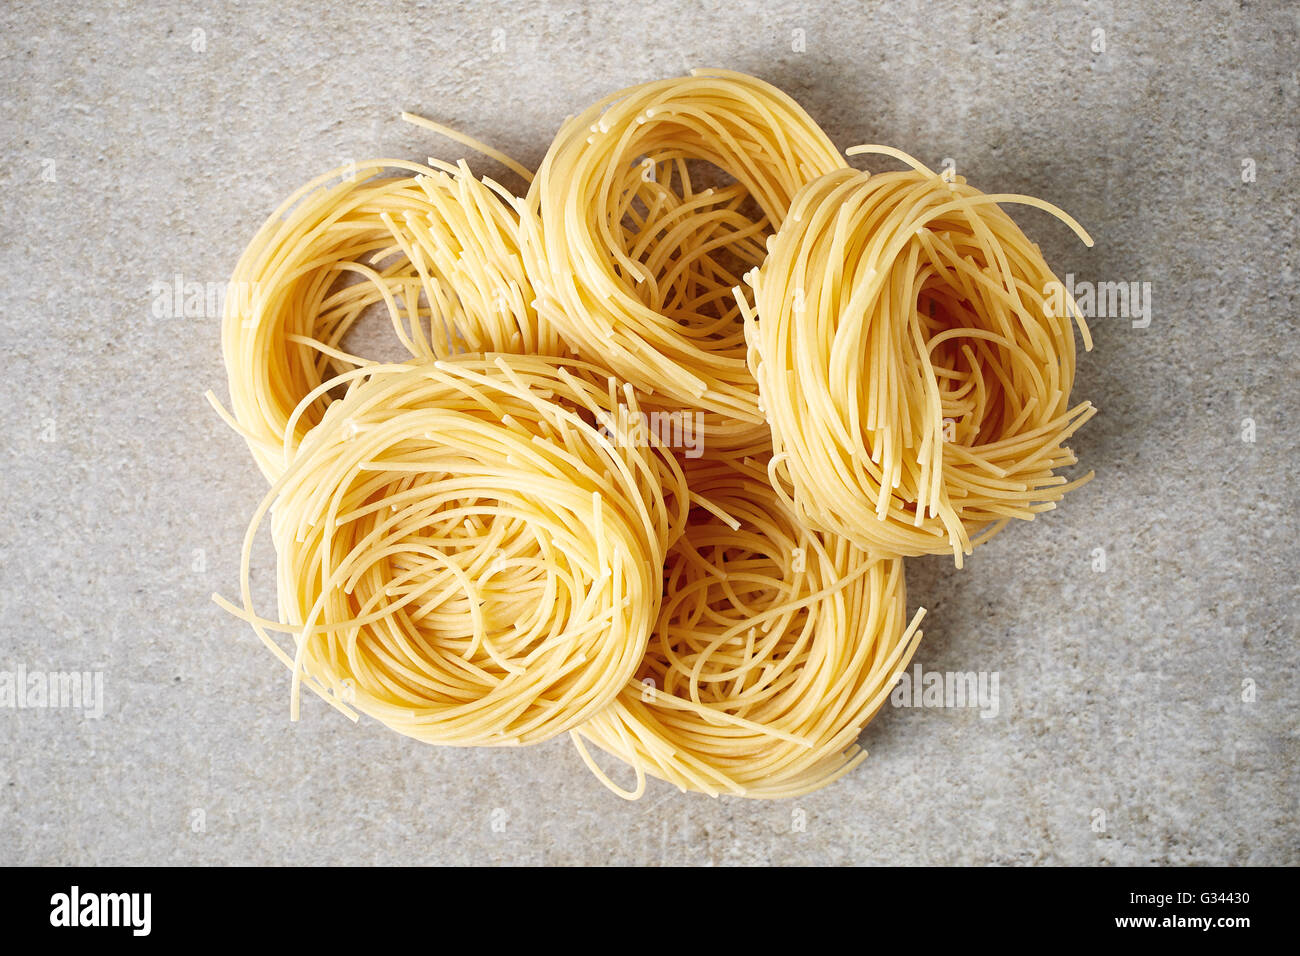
[738,146,1095,566]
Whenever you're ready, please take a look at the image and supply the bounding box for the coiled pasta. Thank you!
[216,355,688,746]
[221,158,554,481]
[739,147,1095,566]
[522,69,847,454]
[572,455,923,798]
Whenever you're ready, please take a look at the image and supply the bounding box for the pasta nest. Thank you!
[522,70,847,455]
[573,455,921,798]
[223,355,688,746]
[740,150,1095,566]
[222,159,554,481]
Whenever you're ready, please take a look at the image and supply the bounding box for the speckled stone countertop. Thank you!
[0,0,1295,865]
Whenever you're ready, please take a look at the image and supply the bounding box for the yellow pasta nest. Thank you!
[740,148,1095,566]
[522,69,847,454]
[572,456,922,798]
[221,159,554,481]
[218,355,688,746]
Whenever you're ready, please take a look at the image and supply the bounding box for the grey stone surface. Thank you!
[0,0,1296,865]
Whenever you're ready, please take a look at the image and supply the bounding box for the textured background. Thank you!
[1,0,1296,865]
